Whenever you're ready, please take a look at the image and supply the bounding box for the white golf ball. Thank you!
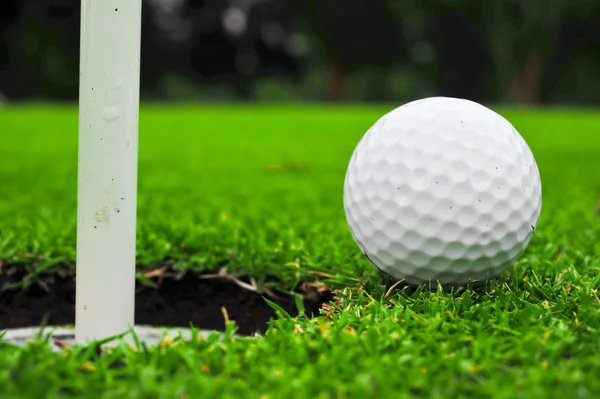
[343,97,542,287]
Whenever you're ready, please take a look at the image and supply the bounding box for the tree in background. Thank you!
[1,0,599,104]
[0,0,79,101]
[483,0,566,104]
[303,0,407,101]
[0,0,22,101]
[542,2,600,105]
[420,0,492,103]
[0,0,308,101]
[185,0,308,100]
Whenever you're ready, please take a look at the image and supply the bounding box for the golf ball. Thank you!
[343,97,542,287]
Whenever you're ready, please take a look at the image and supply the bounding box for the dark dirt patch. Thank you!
[0,264,334,336]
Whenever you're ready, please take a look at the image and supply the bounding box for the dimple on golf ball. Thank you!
[343,97,542,287]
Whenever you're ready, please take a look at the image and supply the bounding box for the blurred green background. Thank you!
[1,0,599,105]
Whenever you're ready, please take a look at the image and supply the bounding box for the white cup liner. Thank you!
[1,325,217,352]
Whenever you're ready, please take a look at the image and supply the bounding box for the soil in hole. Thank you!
[0,266,333,336]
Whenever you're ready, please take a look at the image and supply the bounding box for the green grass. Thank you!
[1,105,600,398]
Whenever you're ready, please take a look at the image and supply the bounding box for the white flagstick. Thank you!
[76,0,142,342]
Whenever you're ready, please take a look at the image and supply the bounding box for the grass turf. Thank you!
[1,105,600,398]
